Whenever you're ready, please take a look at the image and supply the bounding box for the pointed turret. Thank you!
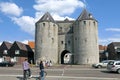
[77,9,96,21]
[35,12,58,64]
[37,12,55,23]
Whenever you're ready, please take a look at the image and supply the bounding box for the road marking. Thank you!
[47,76,118,80]
[0,75,118,80]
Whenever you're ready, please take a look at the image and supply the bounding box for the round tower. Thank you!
[73,9,99,64]
[35,12,58,64]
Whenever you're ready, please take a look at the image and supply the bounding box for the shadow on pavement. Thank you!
[16,76,23,80]
[101,70,118,74]
[16,76,40,80]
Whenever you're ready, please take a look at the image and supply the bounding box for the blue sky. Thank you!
[0,0,120,45]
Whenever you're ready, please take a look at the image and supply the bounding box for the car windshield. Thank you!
[101,60,108,63]
[108,61,114,65]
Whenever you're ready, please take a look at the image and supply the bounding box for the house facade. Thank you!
[0,41,34,64]
[0,41,12,62]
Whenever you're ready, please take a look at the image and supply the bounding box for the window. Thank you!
[52,38,54,43]
[43,23,45,26]
[3,50,7,54]
[93,21,95,26]
[83,21,86,25]
[61,41,64,44]
[15,50,19,54]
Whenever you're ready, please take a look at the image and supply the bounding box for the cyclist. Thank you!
[22,59,32,80]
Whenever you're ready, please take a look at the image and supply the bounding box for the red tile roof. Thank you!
[28,41,35,49]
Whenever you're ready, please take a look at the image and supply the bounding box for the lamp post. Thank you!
[105,52,108,60]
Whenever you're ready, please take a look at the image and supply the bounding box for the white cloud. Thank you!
[105,28,120,32]
[0,0,85,38]
[11,16,35,36]
[52,14,75,20]
[12,0,85,36]
[33,0,85,19]
[0,42,2,45]
[0,2,23,17]
[99,38,120,45]
[21,40,29,44]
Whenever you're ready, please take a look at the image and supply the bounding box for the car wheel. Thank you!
[97,65,102,68]
[117,69,120,74]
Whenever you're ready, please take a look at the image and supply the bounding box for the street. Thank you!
[0,65,120,80]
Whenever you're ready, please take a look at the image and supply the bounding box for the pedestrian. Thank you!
[22,59,32,79]
[49,60,52,67]
[39,60,47,80]
[39,61,44,70]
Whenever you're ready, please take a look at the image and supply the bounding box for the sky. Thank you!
[0,0,120,45]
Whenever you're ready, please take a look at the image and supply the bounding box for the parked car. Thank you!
[107,60,120,74]
[0,61,15,67]
[92,60,114,68]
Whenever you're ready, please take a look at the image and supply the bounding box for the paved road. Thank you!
[0,65,120,80]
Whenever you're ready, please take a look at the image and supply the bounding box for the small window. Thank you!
[3,50,7,54]
[52,38,54,43]
[61,41,64,44]
[93,21,95,26]
[15,50,19,54]
[43,23,45,26]
[83,21,86,25]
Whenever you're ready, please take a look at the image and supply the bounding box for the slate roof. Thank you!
[14,41,27,51]
[37,12,55,23]
[0,41,12,50]
[111,42,120,47]
[14,41,32,51]
[77,9,96,21]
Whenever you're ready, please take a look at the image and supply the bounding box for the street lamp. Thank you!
[105,52,108,60]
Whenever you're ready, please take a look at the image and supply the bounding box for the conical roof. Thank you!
[77,9,96,21]
[37,12,55,23]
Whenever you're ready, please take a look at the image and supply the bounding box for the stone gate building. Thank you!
[35,9,99,65]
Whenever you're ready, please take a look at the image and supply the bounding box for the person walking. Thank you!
[22,59,32,79]
[39,60,47,80]
[39,61,44,70]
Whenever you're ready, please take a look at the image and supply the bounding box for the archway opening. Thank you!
[61,50,70,64]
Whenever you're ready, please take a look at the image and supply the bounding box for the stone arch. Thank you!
[61,50,70,64]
